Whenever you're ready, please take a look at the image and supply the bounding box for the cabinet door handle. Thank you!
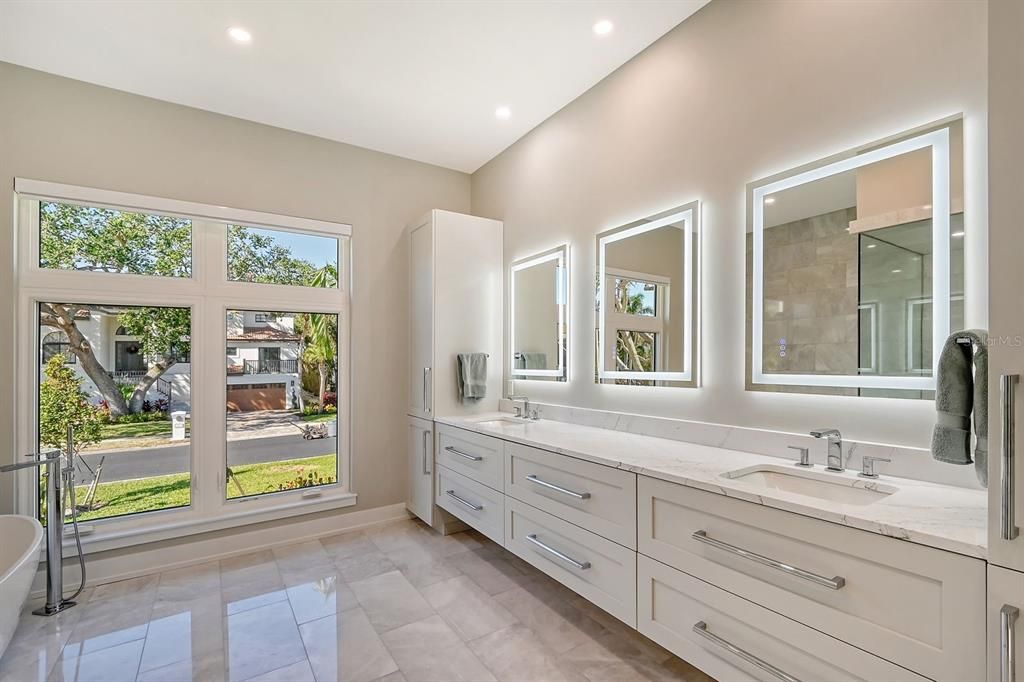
[524,533,590,570]
[422,430,431,475]
[525,474,590,499]
[692,621,801,682]
[692,530,845,590]
[445,490,483,511]
[445,445,483,462]
[1002,374,1019,540]
[1002,604,1019,682]
[423,367,432,415]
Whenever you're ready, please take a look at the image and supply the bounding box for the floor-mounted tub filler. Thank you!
[0,426,88,657]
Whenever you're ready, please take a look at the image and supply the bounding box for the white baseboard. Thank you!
[31,502,411,599]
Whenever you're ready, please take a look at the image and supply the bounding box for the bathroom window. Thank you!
[14,179,352,542]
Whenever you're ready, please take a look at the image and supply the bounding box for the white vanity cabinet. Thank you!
[637,475,986,682]
[988,565,1023,682]
[407,210,503,420]
[406,415,434,524]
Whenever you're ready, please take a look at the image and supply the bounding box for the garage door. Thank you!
[227,383,286,412]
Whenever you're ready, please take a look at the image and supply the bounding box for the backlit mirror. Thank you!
[596,201,699,388]
[747,120,965,398]
[509,245,568,381]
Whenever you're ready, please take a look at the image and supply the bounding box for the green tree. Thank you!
[39,354,102,451]
[297,265,339,412]
[38,205,318,415]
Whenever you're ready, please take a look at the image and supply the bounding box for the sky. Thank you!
[248,226,338,267]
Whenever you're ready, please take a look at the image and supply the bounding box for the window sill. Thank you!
[56,491,358,556]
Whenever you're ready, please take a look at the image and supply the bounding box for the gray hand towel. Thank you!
[930,330,988,486]
[457,353,488,402]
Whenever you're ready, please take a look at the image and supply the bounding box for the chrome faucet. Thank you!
[809,428,844,472]
[0,426,85,616]
[509,395,531,419]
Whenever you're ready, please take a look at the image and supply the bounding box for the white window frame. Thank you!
[750,127,951,390]
[13,179,354,553]
[508,245,568,379]
[857,302,879,373]
[596,202,698,384]
[603,268,669,374]
[906,294,965,373]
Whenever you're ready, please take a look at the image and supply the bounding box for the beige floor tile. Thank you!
[492,583,608,655]
[380,615,496,682]
[156,561,221,602]
[319,530,377,561]
[420,575,518,641]
[468,624,588,682]
[286,574,359,624]
[48,638,144,682]
[299,607,399,682]
[448,548,530,596]
[558,630,693,682]
[246,657,316,682]
[370,672,406,682]
[221,564,287,616]
[272,540,334,575]
[224,601,307,682]
[88,575,159,603]
[383,544,462,589]
[136,650,226,682]
[140,594,225,673]
[348,571,434,634]
[335,551,397,583]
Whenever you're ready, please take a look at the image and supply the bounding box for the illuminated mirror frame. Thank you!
[509,244,569,380]
[750,127,951,391]
[596,200,700,386]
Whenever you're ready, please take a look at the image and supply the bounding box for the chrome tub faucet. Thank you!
[809,428,844,472]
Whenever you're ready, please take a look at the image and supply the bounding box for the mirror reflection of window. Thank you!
[595,201,699,388]
[748,120,964,399]
[510,246,567,381]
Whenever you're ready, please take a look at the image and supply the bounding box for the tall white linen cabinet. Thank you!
[988,2,1024,681]
[406,210,503,528]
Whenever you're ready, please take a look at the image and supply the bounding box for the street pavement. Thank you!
[75,433,337,483]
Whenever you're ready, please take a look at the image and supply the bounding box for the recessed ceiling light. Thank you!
[891,269,903,274]
[952,231,965,238]
[495,106,511,120]
[593,19,614,36]
[866,244,877,248]
[763,196,776,205]
[227,27,252,44]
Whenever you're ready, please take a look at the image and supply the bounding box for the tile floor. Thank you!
[0,518,713,682]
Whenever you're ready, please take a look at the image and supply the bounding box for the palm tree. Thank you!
[304,265,338,413]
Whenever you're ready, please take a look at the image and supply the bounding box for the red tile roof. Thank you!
[227,327,301,342]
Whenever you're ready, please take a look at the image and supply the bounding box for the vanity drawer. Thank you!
[436,424,504,491]
[504,497,636,627]
[505,442,637,548]
[638,476,985,682]
[638,555,928,682]
[436,465,504,545]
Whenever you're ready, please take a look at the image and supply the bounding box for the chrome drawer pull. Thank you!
[693,621,801,682]
[1002,374,1019,540]
[525,533,591,570]
[692,530,845,590]
[1002,604,1019,682]
[445,446,483,462]
[526,474,591,500]
[445,490,483,511]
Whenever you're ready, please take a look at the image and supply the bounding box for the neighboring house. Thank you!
[225,311,302,412]
[40,308,302,413]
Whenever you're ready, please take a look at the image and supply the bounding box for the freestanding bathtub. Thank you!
[0,515,44,657]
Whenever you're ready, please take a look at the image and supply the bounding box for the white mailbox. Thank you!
[171,411,187,441]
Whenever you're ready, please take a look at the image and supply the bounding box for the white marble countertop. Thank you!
[435,412,988,559]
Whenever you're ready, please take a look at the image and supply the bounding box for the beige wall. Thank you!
[0,62,471,516]
[472,0,987,449]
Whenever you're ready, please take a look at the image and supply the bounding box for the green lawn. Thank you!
[98,419,174,440]
[62,454,337,522]
[300,412,337,423]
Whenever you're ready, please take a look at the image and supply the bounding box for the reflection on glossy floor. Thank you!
[0,518,712,682]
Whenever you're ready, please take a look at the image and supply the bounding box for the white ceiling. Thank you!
[0,0,707,173]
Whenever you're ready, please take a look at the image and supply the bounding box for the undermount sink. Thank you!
[722,464,897,505]
[471,416,525,427]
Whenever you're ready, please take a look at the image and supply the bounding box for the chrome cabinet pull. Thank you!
[524,533,591,570]
[692,530,845,590]
[445,445,483,462]
[1002,604,1019,682]
[445,490,483,511]
[423,367,432,415]
[1002,374,1020,540]
[526,474,591,500]
[692,621,801,682]
[422,430,431,475]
